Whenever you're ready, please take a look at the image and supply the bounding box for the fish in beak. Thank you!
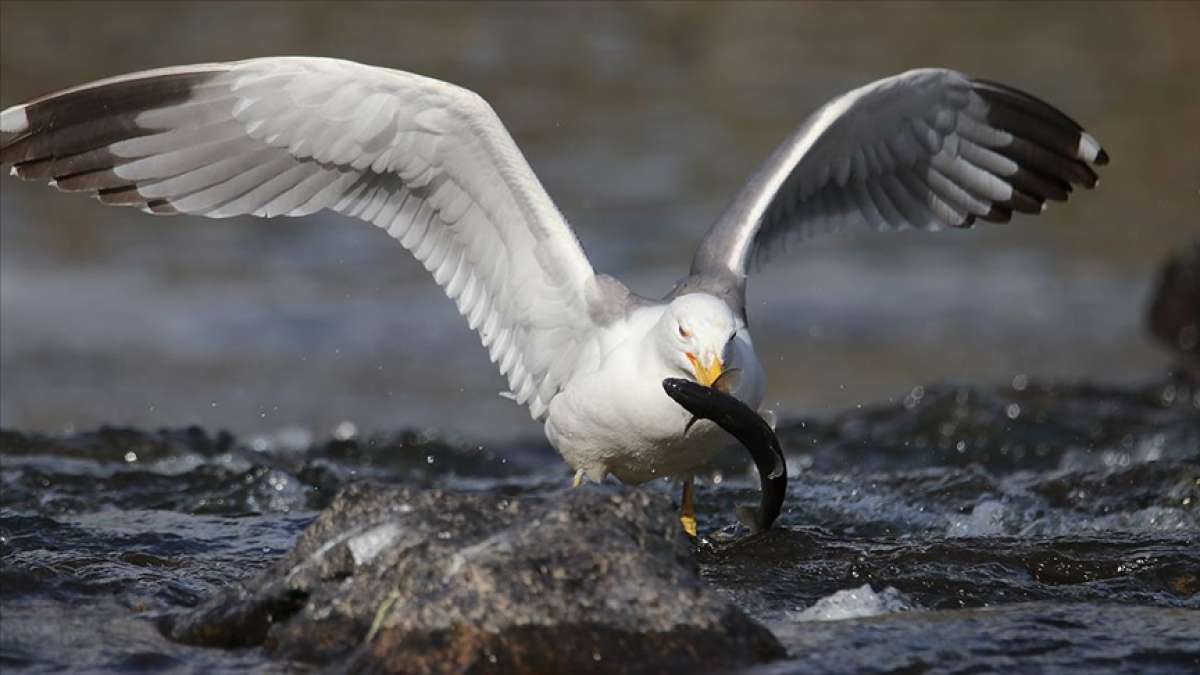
[662,376,787,534]
[681,368,742,435]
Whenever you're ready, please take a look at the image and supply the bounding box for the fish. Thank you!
[681,368,742,435]
[661,377,787,533]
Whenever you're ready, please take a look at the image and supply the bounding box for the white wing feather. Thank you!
[0,57,606,419]
[692,68,1107,278]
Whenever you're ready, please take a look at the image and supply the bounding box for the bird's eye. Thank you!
[678,325,690,339]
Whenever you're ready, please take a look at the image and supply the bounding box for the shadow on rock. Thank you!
[162,483,784,674]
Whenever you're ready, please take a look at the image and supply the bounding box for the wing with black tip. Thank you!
[691,68,1108,280]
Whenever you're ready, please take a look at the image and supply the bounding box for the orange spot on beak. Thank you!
[686,352,724,387]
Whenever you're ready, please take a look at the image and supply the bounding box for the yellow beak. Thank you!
[687,352,724,387]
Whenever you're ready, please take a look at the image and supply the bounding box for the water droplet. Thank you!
[333,421,357,441]
[1005,403,1021,420]
[1011,374,1028,391]
[426,455,435,464]
[904,386,925,409]
[123,451,138,463]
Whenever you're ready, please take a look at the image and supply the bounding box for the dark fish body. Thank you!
[661,378,787,532]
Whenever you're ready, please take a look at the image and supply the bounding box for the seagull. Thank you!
[0,58,1106,535]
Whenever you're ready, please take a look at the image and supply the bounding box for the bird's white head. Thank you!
[658,293,737,387]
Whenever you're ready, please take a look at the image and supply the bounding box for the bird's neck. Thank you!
[638,307,678,376]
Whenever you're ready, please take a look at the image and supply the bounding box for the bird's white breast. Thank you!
[544,305,765,484]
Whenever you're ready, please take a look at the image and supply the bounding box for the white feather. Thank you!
[48,56,603,420]
[0,105,28,133]
[694,68,1105,275]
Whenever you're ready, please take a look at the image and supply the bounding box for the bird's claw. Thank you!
[680,513,698,538]
[680,476,697,537]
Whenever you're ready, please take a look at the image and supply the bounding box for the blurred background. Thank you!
[1,1,1196,442]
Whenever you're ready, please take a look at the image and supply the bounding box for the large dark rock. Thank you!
[163,483,784,673]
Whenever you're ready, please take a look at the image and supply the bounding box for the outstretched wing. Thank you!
[0,57,612,419]
[691,68,1108,281]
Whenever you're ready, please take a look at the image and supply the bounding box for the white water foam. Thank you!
[946,499,1008,537]
[788,584,913,622]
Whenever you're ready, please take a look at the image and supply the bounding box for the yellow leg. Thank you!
[572,469,584,488]
[680,477,697,537]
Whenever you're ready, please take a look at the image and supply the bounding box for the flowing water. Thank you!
[2,377,1197,672]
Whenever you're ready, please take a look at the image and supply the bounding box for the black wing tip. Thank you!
[144,198,180,215]
[1006,187,1046,215]
[980,204,1012,224]
[0,68,220,169]
[972,76,1110,188]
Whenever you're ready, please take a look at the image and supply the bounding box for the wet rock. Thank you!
[163,483,784,673]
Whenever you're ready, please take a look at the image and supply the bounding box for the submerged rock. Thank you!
[163,483,784,673]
